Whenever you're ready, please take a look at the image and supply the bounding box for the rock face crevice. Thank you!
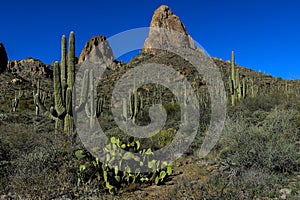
[143,5,196,53]
[0,42,8,73]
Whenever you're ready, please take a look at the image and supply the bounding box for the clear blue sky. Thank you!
[1,0,299,80]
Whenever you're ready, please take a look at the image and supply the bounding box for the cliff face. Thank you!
[0,42,8,73]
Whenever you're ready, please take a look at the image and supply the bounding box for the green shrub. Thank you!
[150,129,174,150]
[221,106,300,172]
[10,145,78,199]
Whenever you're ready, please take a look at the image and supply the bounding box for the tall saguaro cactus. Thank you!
[34,32,105,138]
[230,51,236,106]
[67,32,75,89]
[34,32,76,136]
[60,35,67,104]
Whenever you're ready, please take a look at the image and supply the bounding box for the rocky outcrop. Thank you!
[0,42,8,73]
[143,5,196,53]
[7,57,52,80]
[78,35,115,65]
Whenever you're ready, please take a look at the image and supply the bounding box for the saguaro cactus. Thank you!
[242,78,246,99]
[85,69,97,129]
[12,90,23,112]
[128,79,141,123]
[60,35,67,104]
[34,32,104,138]
[34,32,76,136]
[230,51,236,106]
[236,69,242,100]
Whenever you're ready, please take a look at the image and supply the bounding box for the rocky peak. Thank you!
[150,5,188,35]
[143,5,195,53]
[78,35,115,65]
[7,57,52,80]
[0,42,8,73]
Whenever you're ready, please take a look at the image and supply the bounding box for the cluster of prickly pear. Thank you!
[76,136,173,194]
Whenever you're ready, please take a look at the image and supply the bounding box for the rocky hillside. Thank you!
[7,58,52,79]
[0,4,299,200]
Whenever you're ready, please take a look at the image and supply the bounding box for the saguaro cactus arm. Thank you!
[34,93,57,121]
[53,62,66,116]
[67,32,75,89]
[231,51,236,106]
[60,35,67,104]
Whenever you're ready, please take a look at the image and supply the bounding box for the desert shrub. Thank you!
[0,123,37,160]
[18,98,35,111]
[239,168,289,198]
[164,102,181,117]
[10,145,78,199]
[229,92,287,117]
[221,106,300,173]
[0,119,79,198]
[150,129,174,150]
[168,167,292,199]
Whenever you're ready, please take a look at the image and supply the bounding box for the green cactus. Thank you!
[249,78,258,98]
[122,97,127,120]
[60,35,67,104]
[53,62,65,116]
[85,69,97,129]
[76,68,103,129]
[12,90,23,112]
[230,51,245,105]
[34,32,75,136]
[236,69,242,100]
[64,87,73,135]
[230,51,236,106]
[242,78,246,99]
[67,32,75,89]
[129,79,140,123]
[96,97,104,117]
[33,79,41,115]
